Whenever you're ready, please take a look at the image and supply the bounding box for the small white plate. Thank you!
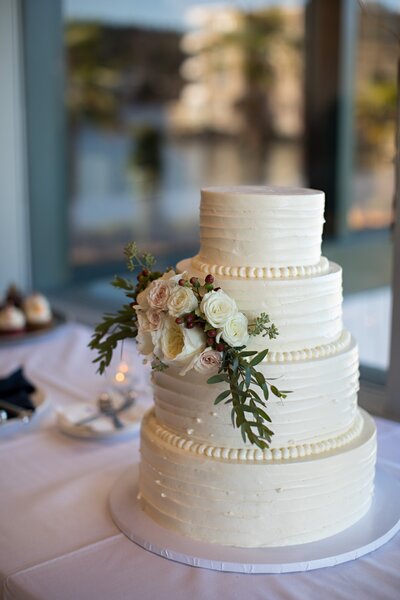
[56,400,146,440]
[0,389,49,438]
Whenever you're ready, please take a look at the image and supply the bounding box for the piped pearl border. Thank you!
[265,330,351,363]
[146,410,364,463]
[191,256,330,279]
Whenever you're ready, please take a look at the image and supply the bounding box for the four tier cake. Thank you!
[138,186,377,547]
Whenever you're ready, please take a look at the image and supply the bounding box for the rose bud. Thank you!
[190,277,199,286]
[186,313,195,323]
[178,278,186,286]
[215,342,225,352]
[186,321,195,329]
[205,274,214,284]
[206,338,214,346]
[207,329,217,338]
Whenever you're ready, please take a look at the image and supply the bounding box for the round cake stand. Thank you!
[109,463,400,574]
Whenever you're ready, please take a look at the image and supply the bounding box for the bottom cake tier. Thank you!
[139,409,377,548]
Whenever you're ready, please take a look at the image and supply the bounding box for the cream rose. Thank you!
[160,317,205,370]
[200,289,237,328]
[136,287,149,309]
[193,348,222,374]
[136,329,153,357]
[146,308,164,331]
[167,286,198,318]
[221,312,249,347]
[135,307,151,332]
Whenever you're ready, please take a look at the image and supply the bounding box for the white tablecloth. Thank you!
[0,323,399,600]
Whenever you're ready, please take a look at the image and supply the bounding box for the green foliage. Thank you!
[90,241,291,449]
[123,242,157,272]
[88,304,138,375]
[249,312,279,339]
[88,243,158,374]
[207,346,289,449]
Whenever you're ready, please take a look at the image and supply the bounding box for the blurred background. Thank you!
[1,0,399,393]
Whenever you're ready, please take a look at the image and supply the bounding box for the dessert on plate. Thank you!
[0,305,26,335]
[23,293,53,331]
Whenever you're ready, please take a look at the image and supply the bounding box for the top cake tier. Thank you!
[199,186,325,269]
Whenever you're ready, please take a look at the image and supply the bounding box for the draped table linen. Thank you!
[0,323,399,600]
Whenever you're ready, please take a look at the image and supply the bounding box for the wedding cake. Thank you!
[138,186,377,547]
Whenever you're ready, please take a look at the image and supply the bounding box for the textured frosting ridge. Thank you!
[178,258,343,352]
[199,186,325,269]
[192,256,330,279]
[152,335,360,450]
[144,407,364,462]
[139,411,376,547]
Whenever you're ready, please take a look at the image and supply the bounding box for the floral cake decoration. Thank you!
[90,243,289,448]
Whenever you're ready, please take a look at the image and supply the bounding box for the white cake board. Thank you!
[109,463,400,574]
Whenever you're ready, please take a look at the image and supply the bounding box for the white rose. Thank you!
[134,306,151,332]
[146,308,164,331]
[160,317,205,370]
[200,289,237,328]
[221,312,249,347]
[193,348,222,374]
[167,286,198,317]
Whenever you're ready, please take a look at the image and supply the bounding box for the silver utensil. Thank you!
[74,393,135,428]
[0,399,32,423]
[98,394,124,429]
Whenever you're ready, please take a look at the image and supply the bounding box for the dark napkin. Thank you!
[0,368,36,416]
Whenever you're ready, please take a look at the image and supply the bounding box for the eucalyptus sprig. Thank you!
[207,347,289,449]
[249,312,279,339]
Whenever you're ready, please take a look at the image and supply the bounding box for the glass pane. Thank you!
[341,0,398,373]
[64,1,305,273]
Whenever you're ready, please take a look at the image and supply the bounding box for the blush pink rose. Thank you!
[148,279,171,310]
[146,308,164,331]
[194,348,222,374]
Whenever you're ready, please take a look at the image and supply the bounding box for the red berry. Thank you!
[175,317,184,324]
[207,329,217,338]
[205,274,214,284]
[206,338,214,346]
[216,343,225,352]
[186,313,195,323]
[178,279,186,286]
[186,322,195,329]
[190,277,198,285]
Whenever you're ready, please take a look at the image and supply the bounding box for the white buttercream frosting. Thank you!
[199,186,325,269]
[137,185,377,549]
[191,255,330,279]
[178,258,343,352]
[152,335,359,450]
[144,407,364,462]
[139,410,376,547]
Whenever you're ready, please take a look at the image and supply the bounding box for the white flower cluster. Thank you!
[134,271,250,376]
